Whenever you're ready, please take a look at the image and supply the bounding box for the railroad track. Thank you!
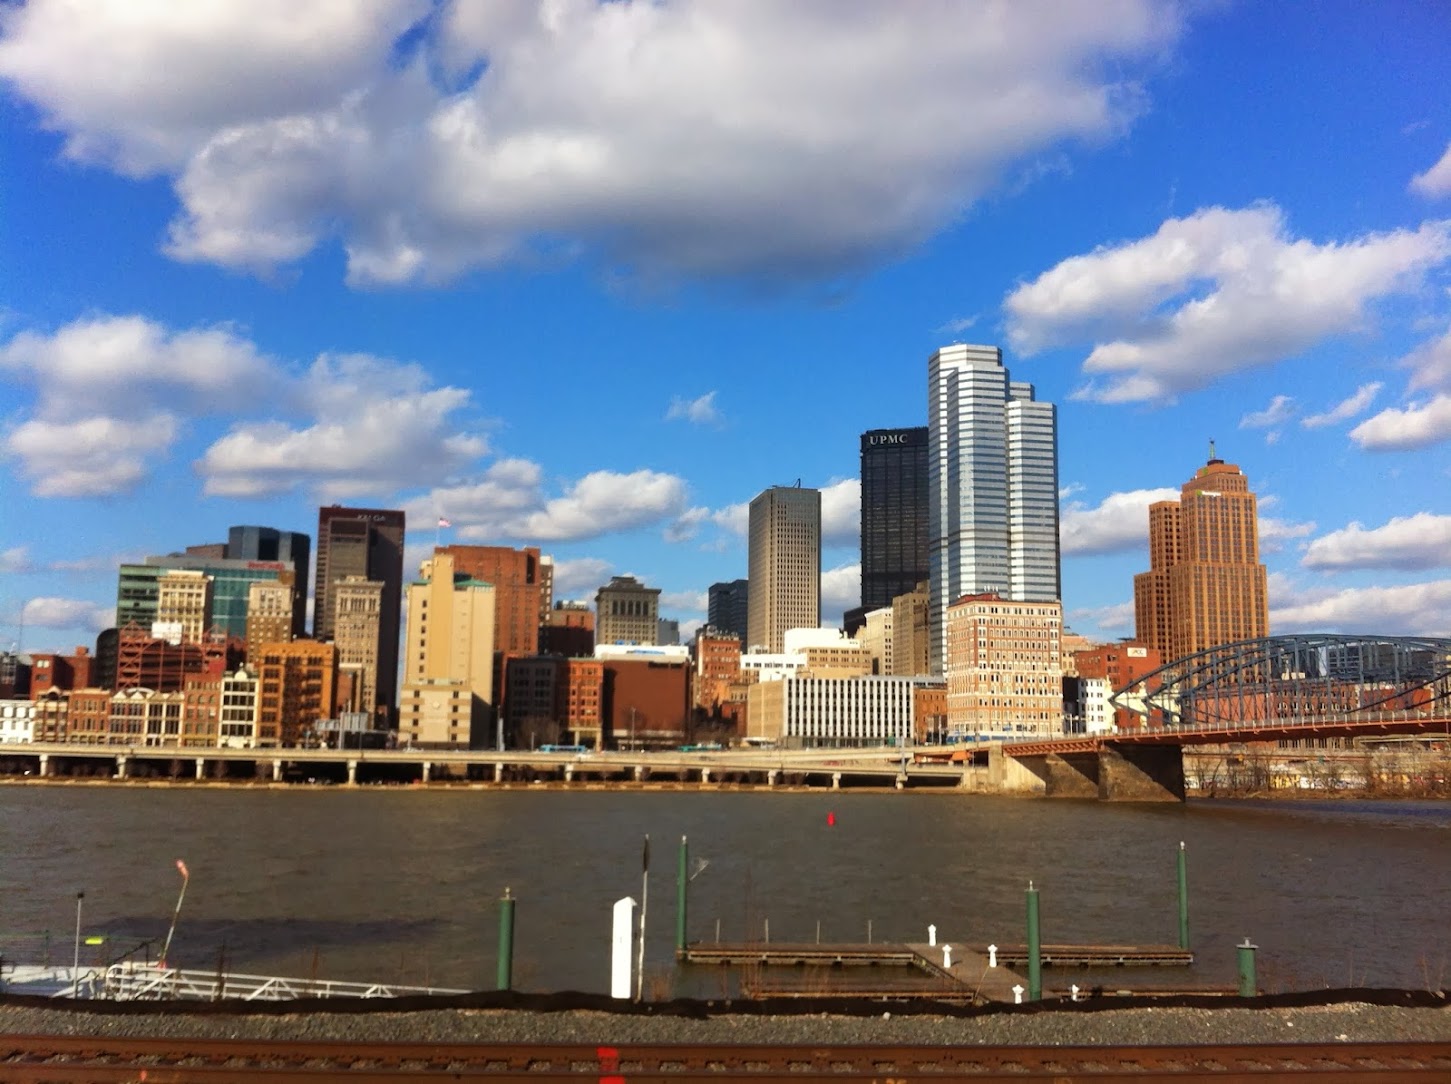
[3,1035,1449,1081]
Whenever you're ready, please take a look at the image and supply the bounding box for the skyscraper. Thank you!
[927,344,1060,674]
[707,579,749,643]
[314,506,405,720]
[860,427,930,612]
[227,526,310,637]
[1133,451,1269,662]
[747,485,821,653]
[596,575,661,646]
[399,551,496,748]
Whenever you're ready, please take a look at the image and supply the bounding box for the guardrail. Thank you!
[102,963,468,1001]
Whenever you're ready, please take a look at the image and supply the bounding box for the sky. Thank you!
[2,0,1451,657]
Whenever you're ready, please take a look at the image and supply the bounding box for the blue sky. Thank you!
[3,0,1451,656]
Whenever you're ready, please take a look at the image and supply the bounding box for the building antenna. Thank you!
[1208,437,1217,461]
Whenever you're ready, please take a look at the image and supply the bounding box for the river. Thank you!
[2,786,1447,996]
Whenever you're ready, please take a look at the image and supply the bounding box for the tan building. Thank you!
[692,629,742,713]
[255,640,337,747]
[1059,629,1098,676]
[333,576,384,721]
[746,675,924,748]
[1134,452,1270,662]
[890,582,930,676]
[944,592,1063,738]
[245,574,295,653]
[110,687,186,746]
[156,569,213,644]
[854,607,893,675]
[399,552,496,748]
[595,575,661,647]
[747,485,821,653]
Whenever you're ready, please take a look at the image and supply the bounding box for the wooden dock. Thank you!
[982,943,1194,967]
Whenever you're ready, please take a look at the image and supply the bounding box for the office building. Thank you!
[1133,452,1270,662]
[746,674,928,748]
[245,576,295,651]
[600,656,691,749]
[944,592,1063,739]
[707,579,749,644]
[227,526,310,637]
[333,577,384,722]
[314,506,404,718]
[399,552,496,748]
[890,582,930,677]
[860,427,930,612]
[254,640,337,747]
[437,545,552,658]
[927,344,1060,673]
[155,569,213,643]
[747,485,821,653]
[540,601,594,657]
[595,575,661,646]
[118,556,292,642]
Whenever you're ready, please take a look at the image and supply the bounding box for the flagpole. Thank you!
[636,834,649,1001]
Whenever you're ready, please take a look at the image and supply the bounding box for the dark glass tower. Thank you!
[227,525,311,638]
[707,579,749,643]
[860,427,929,612]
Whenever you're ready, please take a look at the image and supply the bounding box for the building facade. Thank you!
[890,582,930,677]
[255,640,337,747]
[860,427,930,612]
[595,575,661,646]
[245,576,295,651]
[747,485,821,653]
[314,506,405,718]
[944,593,1063,739]
[600,657,691,749]
[746,675,924,748]
[707,579,749,645]
[1133,453,1270,662]
[927,344,1060,673]
[332,577,384,722]
[540,601,594,657]
[227,526,311,637]
[437,545,552,658]
[399,552,496,748]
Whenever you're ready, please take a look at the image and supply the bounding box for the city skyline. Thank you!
[3,3,1451,656]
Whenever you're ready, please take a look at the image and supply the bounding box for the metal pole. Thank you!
[636,834,649,1001]
[160,859,189,968]
[71,892,84,1000]
[496,888,515,991]
[675,836,688,954]
[1176,841,1190,951]
[1237,938,1258,997]
[1026,880,1042,1002]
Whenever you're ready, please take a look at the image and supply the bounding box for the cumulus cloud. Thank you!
[198,353,485,499]
[1405,326,1451,393]
[549,557,614,599]
[1272,580,1451,637]
[820,479,861,549]
[0,547,31,573]
[1239,394,1294,429]
[1301,382,1383,428]
[665,392,722,426]
[1066,601,1135,633]
[821,562,861,626]
[1006,204,1451,403]
[1349,394,1451,451]
[660,589,708,613]
[0,1,1183,286]
[22,596,114,632]
[1302,513,1451,572]
[1060,487,1178,556]
[8,414,178,498]
[417,463,690,544]
[1258,516,1316,554]
[1410,140,1451,199]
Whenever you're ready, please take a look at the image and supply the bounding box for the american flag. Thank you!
[437,517,452,528]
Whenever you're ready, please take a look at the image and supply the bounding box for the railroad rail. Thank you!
[3,1035,1449,1080]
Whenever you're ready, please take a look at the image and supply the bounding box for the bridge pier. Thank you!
[37,753,49,778]
[273,759,283,782]
[1098,743,1185,802]
[700,767,711,784]
[831,772,842,790]
[1045,752,1099,798]
[115,755,128,780]
[347,759,358,786]
[766,769,778,787]
[634,764,645,782]
[564,764,574,783]
[494,762,504,782]
[195,757,205,780]
[421,761,431,783]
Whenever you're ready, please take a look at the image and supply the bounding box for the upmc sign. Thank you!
[863,428,926,450]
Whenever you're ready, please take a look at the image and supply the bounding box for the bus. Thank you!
[538,744,590,754]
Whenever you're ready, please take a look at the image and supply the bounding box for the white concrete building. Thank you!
[746,674,927,748]
[219,667,259,747]
[0,699,36,743]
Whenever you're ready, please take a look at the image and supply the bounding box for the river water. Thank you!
[2,786,1447,996]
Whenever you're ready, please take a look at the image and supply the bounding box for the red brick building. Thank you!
[29,647,94,698]
[1073,641,1163,729]
[602,657,690,749]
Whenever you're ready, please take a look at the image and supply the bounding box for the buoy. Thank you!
[827,812,836,826]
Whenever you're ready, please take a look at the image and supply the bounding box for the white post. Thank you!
[1012,983,1024,1004]
[988,943,998,968]
[928,924,937,947]
[611,897,637,999]
[942,944,952,969]
[1070,983,1080,1002]
[636,835,649,1001]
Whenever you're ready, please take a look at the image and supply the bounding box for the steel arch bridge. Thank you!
[1110,633,1451,742]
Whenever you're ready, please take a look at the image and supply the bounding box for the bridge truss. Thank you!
[1112,634,1451,731]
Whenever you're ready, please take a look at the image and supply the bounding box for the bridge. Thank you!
[1001,634,1451,801]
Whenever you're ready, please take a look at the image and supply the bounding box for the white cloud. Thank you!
[820,479,861,549]
[1349,394,1451,451]
[197,353,486,499]
[21,596,114,632]
[1405,327,1451,393]
[821,562,861,626]
[1060,487,1178,556]
[1301,382,1383,428]
[1302,513,1451,572]
[1272,580,1451,637]
[1257,516,1316,554]
[665,391,722,426]
[1,1,1183,285]
[0,547,31,573]
[1410,140,1451,199]
[660,589,708,613]
[1238,394,1294,429]
[938,315,980,335]
[1006,204,1451,403]
[1066,601,1135,633]
[550,557,613,599]
[7,414,178,497]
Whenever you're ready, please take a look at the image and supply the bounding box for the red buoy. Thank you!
[827,811,836,826]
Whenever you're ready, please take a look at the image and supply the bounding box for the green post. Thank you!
[1237,938,1258,997]
[1176,841,1190,951]
[1026,880,1042,1002]
[676,835,688,954]
[496,888,515,991]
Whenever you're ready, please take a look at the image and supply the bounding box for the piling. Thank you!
[1237,938,1258,997]
[1177,841,1190,951]
[496,888,515,991]
[675,835,688,954]
[1026,881,1042,1002]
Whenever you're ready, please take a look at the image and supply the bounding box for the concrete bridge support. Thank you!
[766,769,778,786]
[346,760,358,786]
[195,758,205,780]
[831,772,842,790]
[115,755,128,780]
[494,762,504,782]
[700,767,711,784]
[1098,743,1185,802]
[564,764,574,783]
[421,761,431,784]
[989,745,1046,796]
[37,754,49,778]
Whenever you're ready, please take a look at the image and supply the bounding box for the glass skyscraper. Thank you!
[859,427,929,613]
[927,344,1060,674]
